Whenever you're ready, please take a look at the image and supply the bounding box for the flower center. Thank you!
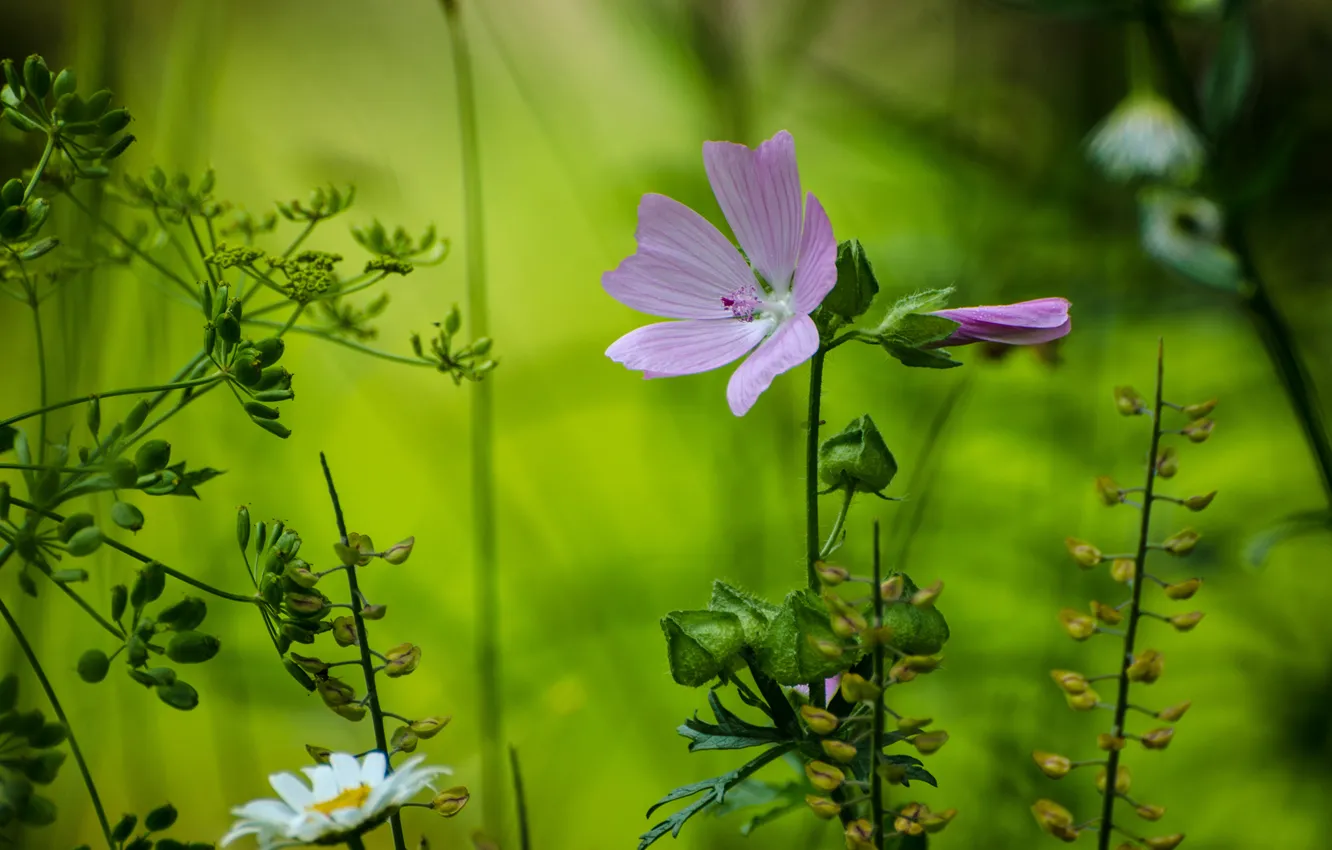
[308,784,372,816]
[721,285,762,322]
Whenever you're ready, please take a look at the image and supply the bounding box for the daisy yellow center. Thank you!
[308,784,371,815]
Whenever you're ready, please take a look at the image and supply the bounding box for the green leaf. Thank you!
[1202,12,1254,135]
[880,573,950,655]
[882,341,963,369]
[638,743,796,849]
[755,589,858,685]
[707,777,807,836]
[661,610,745,687]
[707,581,779,646]
[678,690,788,752]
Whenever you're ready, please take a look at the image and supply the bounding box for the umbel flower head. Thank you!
[220,751,450,848]
[603,130,837,416]
[1086,91,1204,183]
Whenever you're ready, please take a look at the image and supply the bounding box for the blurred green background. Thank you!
[3,0,1332,848]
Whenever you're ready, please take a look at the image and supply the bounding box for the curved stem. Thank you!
[1097,342,1164,850]
[511,745,532,850]
[820,487,855,560]
[7,496,256,604]
[244,321,432,368]
[319,453,408,850]
[805,346,828,707]
[0,375,222,430]
[441,0,502,834]
[0,547,115,850]
[23,135,55,202]
[184,215,220,286]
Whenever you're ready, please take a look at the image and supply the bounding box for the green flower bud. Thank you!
[23,55,50,99]
[130,561,166,609]
[384,643,421,678]
[51,68,75,99]
[880,573,950,654]
[391,725,419,753]
[333,703,367,722]
[49,568,88,584]
[134,439,171,472]
[284,592,327,617]
[305,744,332,764]
[155,680,198,711]
[233,351,263,388]
[236,506,250,551]
[0,481,9,522]
[111,814,137,842]
[86,396,101,438]
[144,802,177,832]
[381,537,414,565]
[77,649,110,683]
[755,589,856,686]
[280,621,316,645]
[65,526,103,557]
[110,585,128,622]
[444,305,462,335]
[217,314,241,345]
[109,458,138,489]
[409,716,451,739]
[58,513,95,543]
[253,337,285,367]
[254,389,295,403]
[110,501,144,532]
[430,786,471,818]
[251,417,292,439]
[0,179,21,209]
[124,399,150,433]
[818,415,898,494]
[166,631,220,664]
[823,239,880,322]
[85,88,112,117]
[361,603,387,620]
[97,108,131,135]
[102,134,136,161]
[332,616,358,647]
[660,610,745,687]
[317,678,354,708]
[243,401,280,420]
[157,597,207,631]
[283,563,319,589]
[254,366,292,392]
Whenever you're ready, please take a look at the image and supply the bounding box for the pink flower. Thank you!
[603,131,837,416]
[927,297,1072,347]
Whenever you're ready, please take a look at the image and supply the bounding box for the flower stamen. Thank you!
[309,784,371,815]
[720,285,762,322]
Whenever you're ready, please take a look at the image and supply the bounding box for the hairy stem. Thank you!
[0,546,114,849]
[319,453,408,850]
[1098,342,1164,850]
[441,0,503,833]
[805,346,827,707]
[870,520,885,848]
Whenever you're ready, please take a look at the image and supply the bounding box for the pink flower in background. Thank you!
[927,297,1072,348]
[603,130,837,416]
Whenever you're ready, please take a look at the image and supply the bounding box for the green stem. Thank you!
[0,547,115,849]
[441,0,502,833]
[319,453,408,850]
[870,520,884,848]
[344,835,367,850]
[0,375,222,430]
[28,287,48,465]
[61,189,198,299]
[23,135,55,203]
[154,209,202,282]
[276,303,307,337]
[185,215,220,286]
[820,487,855,560]
[805,346,827,707]
[244,321,431,366]
[7,496,256,604]
[1097,342,1164,850]
[511,745,532,850]
[283,220,318,259]
[1140,3,1332,511]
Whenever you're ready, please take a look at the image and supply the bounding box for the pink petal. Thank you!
[929,297,1071,346]
[607,318,771,377]
[703,130,803,292]
[603,194,756,319]
[726,314,819,416]
[792,194,837,314]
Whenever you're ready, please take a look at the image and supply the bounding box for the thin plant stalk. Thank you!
[510,745,532,850]
[0,545,114,850]
[319,453,408,850]
[440,0,503,833]
[870,520,885,848]
[1097,341,1164,850]
[805,347,827,708]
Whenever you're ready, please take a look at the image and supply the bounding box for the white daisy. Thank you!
[1086,92,1205,183]
[220,751,450,849]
